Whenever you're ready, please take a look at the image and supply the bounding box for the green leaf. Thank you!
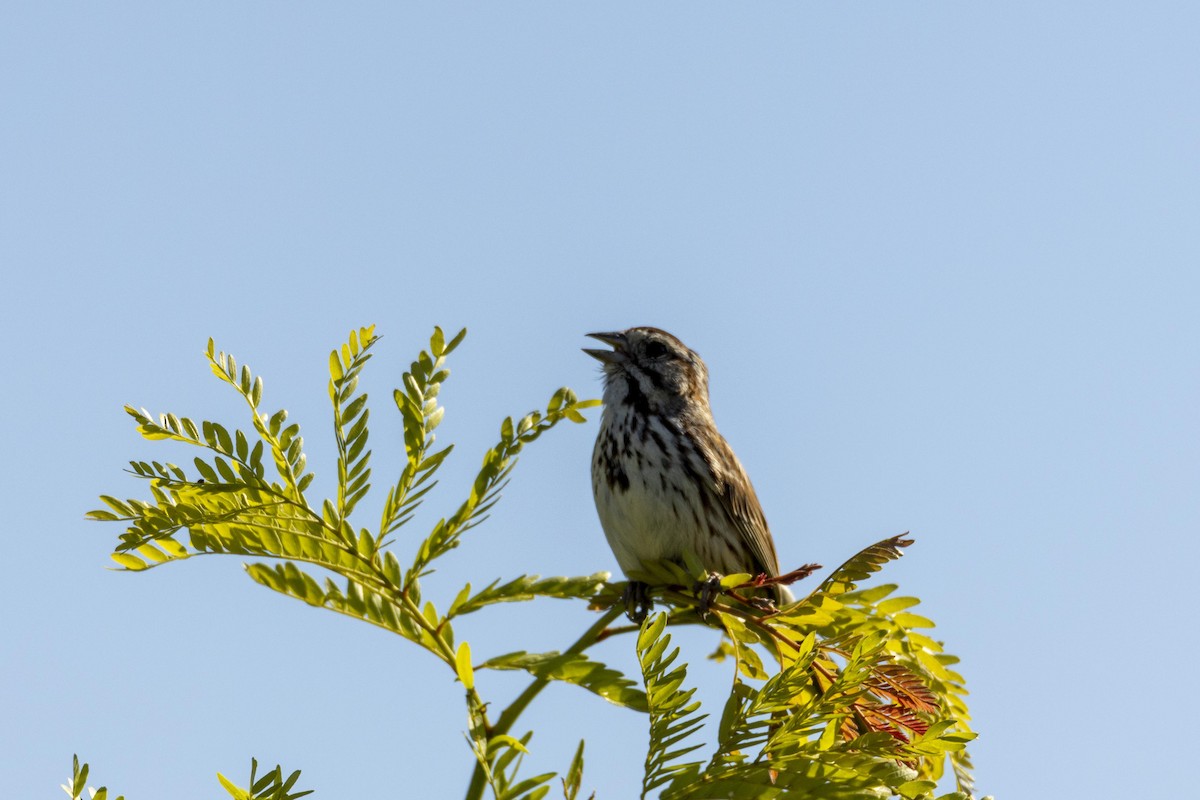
[444,326,467,354]
[563,740,586,800]
[217,772,248,799]
[719,572,753,589]
[111,552,147,570]
[893,612,936,629]
[897,779,938,799]
[456,641,475,690]
[481,650,647,712]
[877,595,921,616]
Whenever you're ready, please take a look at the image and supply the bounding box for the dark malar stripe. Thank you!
[620,372,652,417]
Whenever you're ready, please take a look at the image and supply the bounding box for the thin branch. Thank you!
[463,604,624,800]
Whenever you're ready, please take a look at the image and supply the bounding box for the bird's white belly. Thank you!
[593,456,705,577]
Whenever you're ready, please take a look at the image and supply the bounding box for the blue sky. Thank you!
[2,3,1197,798]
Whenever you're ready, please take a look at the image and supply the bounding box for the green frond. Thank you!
[381,326,464,538]
[627,534,979,798]
[407,386,599,584]
[203,340,314,504]
[479,650,648,711]
[104,476,372,581]
[637,613,707,798]
[63,755,125,800]
[704,624,821,774]
[561,741,587,800]
[246,564,447,652]
[813,574,975,790]
[448,573,611,617]
[469,727,556,800]
[808,534,913,600]
[217,758,312,800]
[329,326,380,520]
[673,750,917,799]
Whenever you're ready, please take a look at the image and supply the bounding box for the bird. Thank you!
[584,327,789,622]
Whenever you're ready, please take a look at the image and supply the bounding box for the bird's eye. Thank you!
[644,341,669,359]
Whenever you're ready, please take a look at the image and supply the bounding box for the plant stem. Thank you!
[463,605,624,800]
[596,608,696,642]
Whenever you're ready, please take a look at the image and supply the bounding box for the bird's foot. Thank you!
[696,573,723,620]
[623,581,652,623]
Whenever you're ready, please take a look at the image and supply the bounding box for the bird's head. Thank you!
[583,327,710,414]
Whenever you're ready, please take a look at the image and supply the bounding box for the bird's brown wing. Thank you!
[705,433,782,581]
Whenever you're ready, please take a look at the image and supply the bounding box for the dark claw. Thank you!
[696,573,723,620]
[623,581,652,623]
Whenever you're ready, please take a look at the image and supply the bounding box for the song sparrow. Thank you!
[585,327,789,622]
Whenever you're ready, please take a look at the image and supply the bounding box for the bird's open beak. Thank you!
[583,331,627,364]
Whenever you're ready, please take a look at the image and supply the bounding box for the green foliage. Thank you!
[329,326,378,520]
[86,325,983,800]
[217,759,313,800]
[450,573,611,617]
[637,614,707,797]
[65,756,309,800]
[63,755,123,800]
[561,741,590,800]
[622,536,980,800]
